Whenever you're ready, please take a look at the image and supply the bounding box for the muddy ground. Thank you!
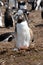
[0,10,43,65]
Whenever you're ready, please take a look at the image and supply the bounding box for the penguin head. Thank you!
[17,14,25,23]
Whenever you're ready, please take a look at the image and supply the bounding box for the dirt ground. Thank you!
[0,10,43,65]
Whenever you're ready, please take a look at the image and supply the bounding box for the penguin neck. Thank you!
[17,19,25,23]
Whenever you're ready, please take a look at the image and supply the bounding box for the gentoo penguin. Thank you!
[4,8,13,28]
[0,32,14,42]
[15,14,34,50]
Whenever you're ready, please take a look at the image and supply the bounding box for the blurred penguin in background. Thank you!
[35,0,41,10]
[40,0,43,19]
[28,0,36,10]
[0,1,3,27]
[4,8,13,28]
[0,9,3,27]
[35,0,43,19]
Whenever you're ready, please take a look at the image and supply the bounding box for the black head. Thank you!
[17,15,25,23]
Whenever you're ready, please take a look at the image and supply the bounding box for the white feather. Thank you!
[35,0,41,10]
[16,20,32,49]
[0,16,3,27]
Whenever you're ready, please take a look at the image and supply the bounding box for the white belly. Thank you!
[0,16,3,27]
[16,21,31,49]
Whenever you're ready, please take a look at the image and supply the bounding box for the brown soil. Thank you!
[0,10,43,65]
